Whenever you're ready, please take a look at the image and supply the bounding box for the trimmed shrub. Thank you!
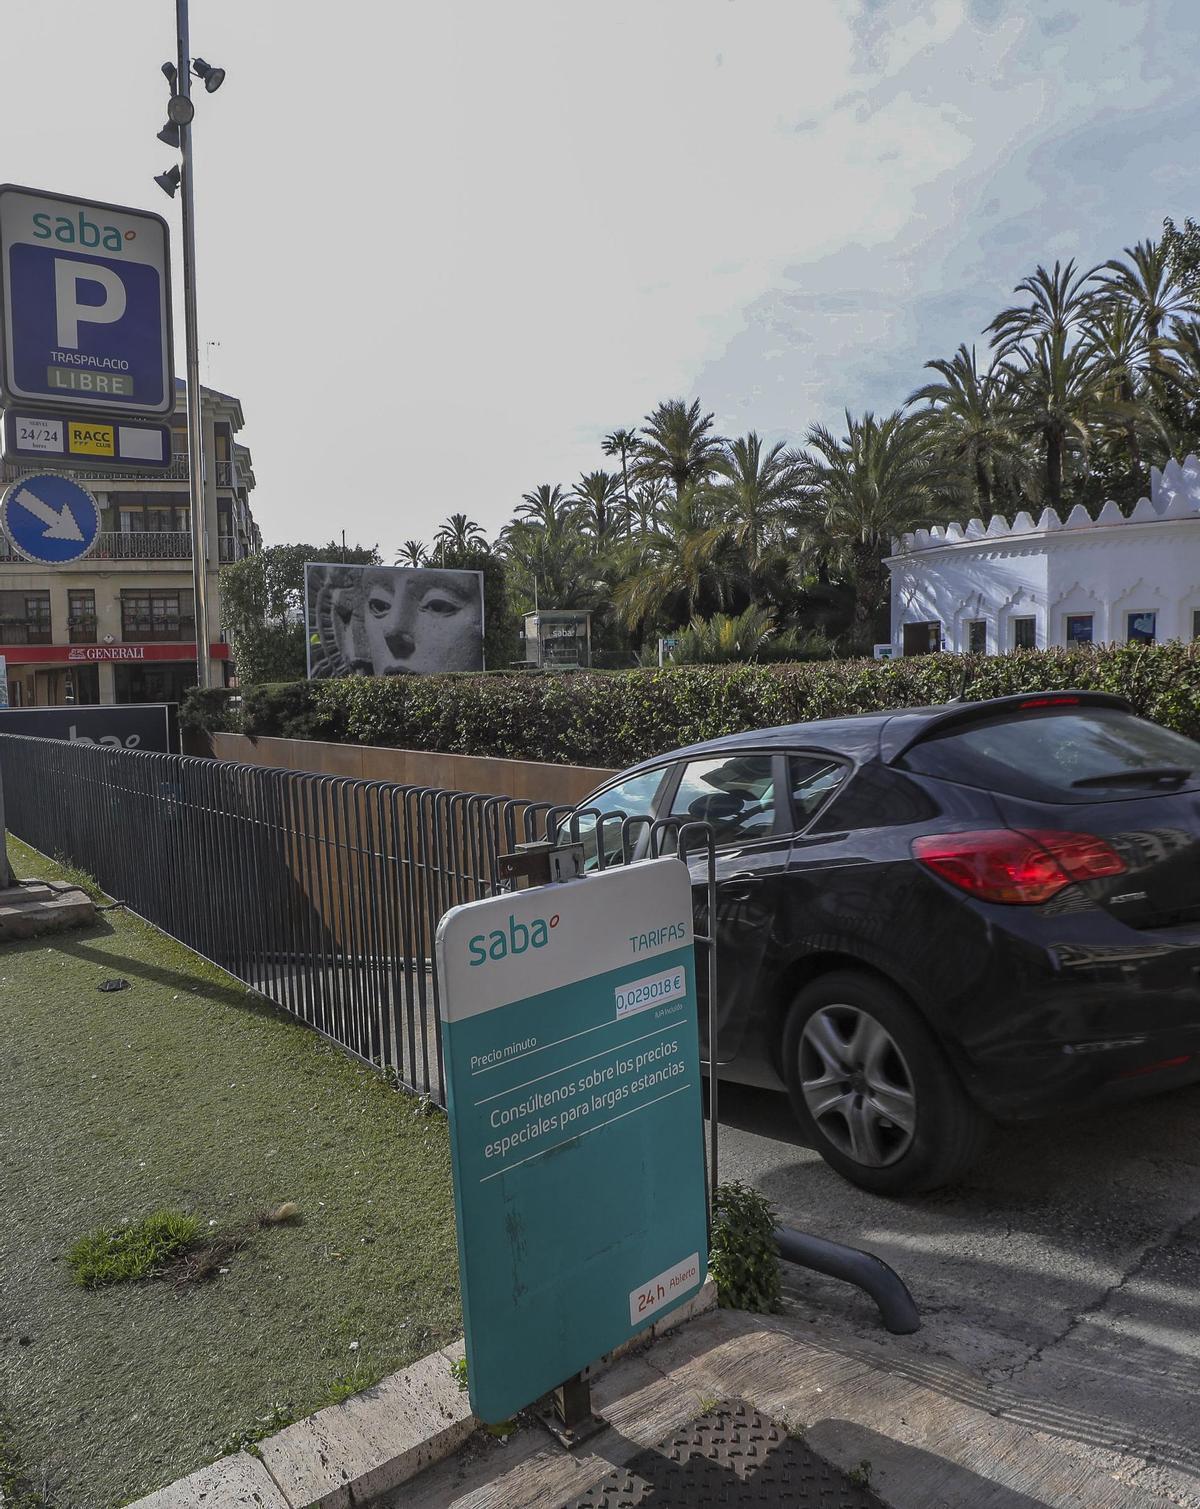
[710,1181,781,1313]
[179,643,1200,768]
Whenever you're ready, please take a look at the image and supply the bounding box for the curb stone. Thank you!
[125,1282,716,1509]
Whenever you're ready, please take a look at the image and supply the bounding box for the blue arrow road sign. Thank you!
[0,186,173,416]
[0,473,101,564]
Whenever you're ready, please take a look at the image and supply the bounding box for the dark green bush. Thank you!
[179,686,240,734]
[710,1181,781,1313]
[180,644,1200,768]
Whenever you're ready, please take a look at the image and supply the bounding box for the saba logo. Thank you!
[468,912,560,966]
[32,211,135,253]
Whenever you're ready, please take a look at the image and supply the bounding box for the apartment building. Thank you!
[0,379,258,706]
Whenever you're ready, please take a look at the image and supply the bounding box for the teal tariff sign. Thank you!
[436,857,708,1425]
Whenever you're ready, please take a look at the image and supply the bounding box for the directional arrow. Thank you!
[14,485,84,541]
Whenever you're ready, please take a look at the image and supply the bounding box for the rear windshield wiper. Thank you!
[1071,766,1192,789]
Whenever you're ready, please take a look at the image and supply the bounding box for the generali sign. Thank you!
[2,642,230,665]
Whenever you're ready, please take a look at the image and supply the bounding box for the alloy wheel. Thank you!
[798,1005,917,1167]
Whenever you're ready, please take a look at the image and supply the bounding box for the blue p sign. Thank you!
[0,186,174,417]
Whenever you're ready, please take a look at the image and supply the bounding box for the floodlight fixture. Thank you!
[192,58,225,93]
[154,164,182,199]
[161,60,177,84]
[157,121,181,149]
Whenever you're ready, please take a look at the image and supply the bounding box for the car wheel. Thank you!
[782,971,990,1195]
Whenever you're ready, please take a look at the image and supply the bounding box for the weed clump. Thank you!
[68,1210,200,1288]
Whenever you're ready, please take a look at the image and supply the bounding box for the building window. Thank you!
[1012,616,1037,650]
[967,620,987,654]
[121,589,195,642]
[1127,611,1157,645]
[1065,614,1094,644]
[0,590,51,645]
[68,589,97,644]
[902,621,942,656]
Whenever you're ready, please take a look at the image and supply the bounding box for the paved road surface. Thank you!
[715,1078,1200,1507]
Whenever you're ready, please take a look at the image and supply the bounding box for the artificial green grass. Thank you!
[67,1209,201,1288]
[0,837,460,1509]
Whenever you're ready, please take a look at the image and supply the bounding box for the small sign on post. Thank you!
[436,857,708,1427]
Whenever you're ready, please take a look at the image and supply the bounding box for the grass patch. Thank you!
[0,836,460,1509]
[68,1209,201,1287]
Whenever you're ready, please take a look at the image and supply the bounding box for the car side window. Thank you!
[788,754,847,829]
[669,754,776,846]
[572,767,667,870]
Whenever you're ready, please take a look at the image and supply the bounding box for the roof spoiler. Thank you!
[879,690,1133,765]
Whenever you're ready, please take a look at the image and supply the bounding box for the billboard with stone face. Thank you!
[304,562,485,678]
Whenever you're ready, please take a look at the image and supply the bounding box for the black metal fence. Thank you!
[0,735,717,1113]
[0,735,570,1102]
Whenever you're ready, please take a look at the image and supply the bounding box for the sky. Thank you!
[3,0,1198,554]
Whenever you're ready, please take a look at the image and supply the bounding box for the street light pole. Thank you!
[174,0,212,691]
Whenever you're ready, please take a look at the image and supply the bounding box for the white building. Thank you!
[887,455,1200,656]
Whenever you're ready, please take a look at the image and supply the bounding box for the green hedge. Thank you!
[183,644,1200,769]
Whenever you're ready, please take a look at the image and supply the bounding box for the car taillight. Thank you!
[912,829,1125,904]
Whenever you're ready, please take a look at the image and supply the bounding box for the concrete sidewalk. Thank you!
[388,1308,1176,1509]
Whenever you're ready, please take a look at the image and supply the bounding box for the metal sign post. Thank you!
[436,854,709,1432]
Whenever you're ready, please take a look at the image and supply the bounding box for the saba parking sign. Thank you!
[0,185,173,416]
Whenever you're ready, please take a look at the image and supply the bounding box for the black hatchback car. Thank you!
[570,691,1200,1194]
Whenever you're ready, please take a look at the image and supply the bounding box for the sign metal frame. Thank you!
[1,407,174,472]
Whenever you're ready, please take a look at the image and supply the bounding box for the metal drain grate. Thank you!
[562,1400,883,1508]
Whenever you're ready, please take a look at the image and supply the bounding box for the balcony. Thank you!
[0,622,52,645]
[0,456,237,486]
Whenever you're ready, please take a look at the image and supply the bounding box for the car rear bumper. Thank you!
[944,913,1200,1119]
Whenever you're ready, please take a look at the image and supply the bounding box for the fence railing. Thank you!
[0,736,593,1102]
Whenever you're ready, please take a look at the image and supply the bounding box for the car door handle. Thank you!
[719,872,762,900]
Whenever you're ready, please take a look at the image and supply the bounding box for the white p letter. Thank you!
[54,260,126,349]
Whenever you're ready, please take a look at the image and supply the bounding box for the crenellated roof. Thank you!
[890,454,1200,557]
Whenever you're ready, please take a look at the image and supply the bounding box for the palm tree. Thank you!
[1002,328,1104,509]
[571,470,624,541]
[798,410,945,653]
[433,513,487,557]
[989,259,1101,356]
[630,478,670,533]
[1080,303,1160,494]
[703,432,800,597]
[671,606,778,664]
[612,486,743,634]
[516,483,574,532]
[636,398,727,501]
[601,428,640,538]
[394,539,428,567]
[1095,238,1198,351]
[907,344,1019,509]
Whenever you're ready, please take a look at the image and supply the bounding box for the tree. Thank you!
[612,486,743,635]
[1002,328,1104,510]
[636,398,726,501]
[989,259,1100,355]
[395,539,428,567]
[1097,237,1197,350]
[601,428,640,537]
[907,344,1020,510]
[797,412,943,652]
[220,540,379,684]
[433,513,488,558]
[704,432,800,593]
[571,469,624,541]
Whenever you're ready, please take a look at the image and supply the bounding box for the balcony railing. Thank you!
[93,531,192,560]
[0,456,237,486]
[0,531,252,565]
[0,623,52,645]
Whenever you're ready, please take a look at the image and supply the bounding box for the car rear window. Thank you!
[899,707,1200,802]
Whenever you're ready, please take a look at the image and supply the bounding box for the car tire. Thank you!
[782,971,990,1195]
